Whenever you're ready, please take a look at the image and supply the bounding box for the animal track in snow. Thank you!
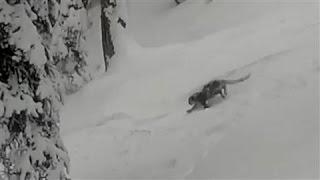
[96,112,133,126]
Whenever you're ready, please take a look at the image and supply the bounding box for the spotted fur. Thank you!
[187,74,251,113]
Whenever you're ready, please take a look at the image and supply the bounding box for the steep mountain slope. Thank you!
[61,0,319,179]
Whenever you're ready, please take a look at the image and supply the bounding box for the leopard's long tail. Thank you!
[222,73,251,84]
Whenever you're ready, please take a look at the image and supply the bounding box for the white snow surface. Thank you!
[61,0,319,179]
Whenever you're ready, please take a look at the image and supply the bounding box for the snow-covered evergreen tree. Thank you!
[51,0,91,94]
[0,0,91,178]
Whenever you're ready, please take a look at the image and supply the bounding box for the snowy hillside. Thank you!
[61,0,319,179]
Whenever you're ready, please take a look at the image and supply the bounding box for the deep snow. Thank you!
[61,0,319,179]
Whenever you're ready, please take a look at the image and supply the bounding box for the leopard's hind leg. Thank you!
[219,85,227,98]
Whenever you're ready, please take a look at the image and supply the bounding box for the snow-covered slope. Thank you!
[61,0,319,179]
[128,0,319,47]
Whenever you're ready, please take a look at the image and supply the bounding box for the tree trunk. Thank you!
[101,0,116,71]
